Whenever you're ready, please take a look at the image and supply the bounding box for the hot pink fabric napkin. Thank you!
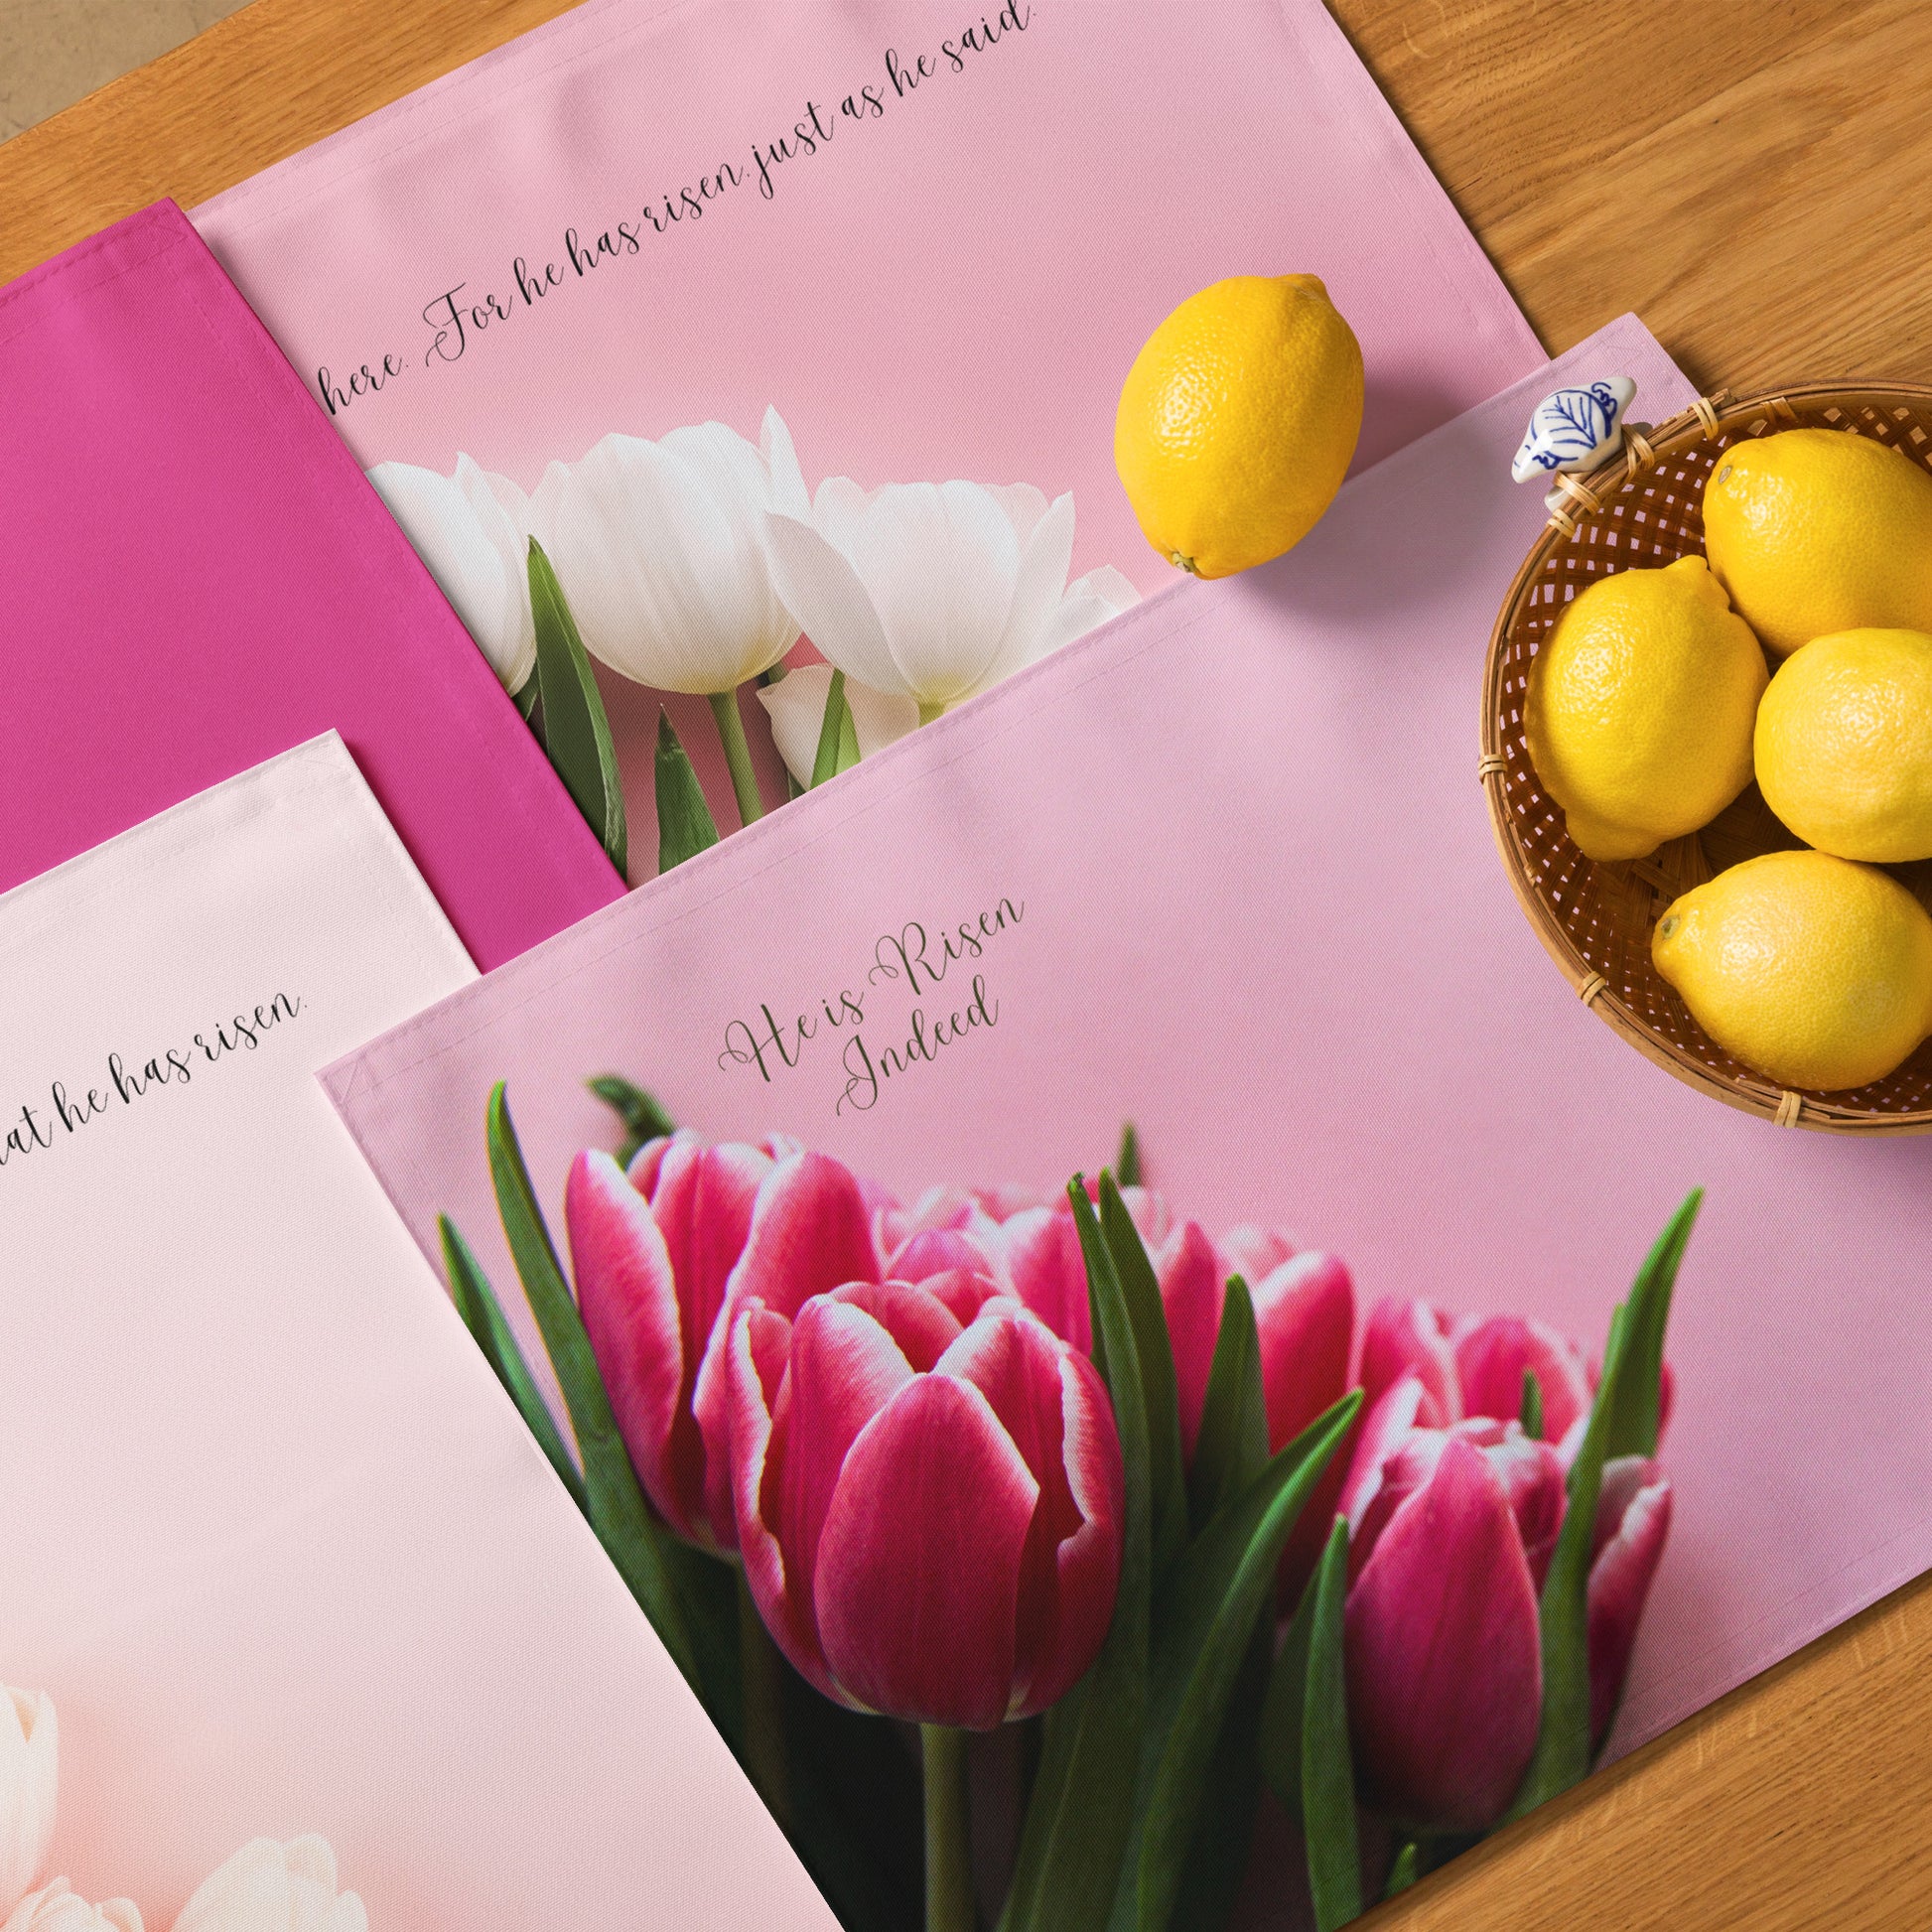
[0,201,621,965]
[325,314,1932,1813]
[195,0,1545,874]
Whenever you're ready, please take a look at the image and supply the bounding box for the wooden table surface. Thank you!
[5,2,1932,1926]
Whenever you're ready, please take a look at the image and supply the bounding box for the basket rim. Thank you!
[1480,380,1932,1136]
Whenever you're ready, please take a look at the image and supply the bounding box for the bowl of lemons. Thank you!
[1482,383,1932,1132]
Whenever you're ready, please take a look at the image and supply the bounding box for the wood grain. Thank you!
[5,1,1932,1927]
[1328,0,1932,391]
[0,0,581,281]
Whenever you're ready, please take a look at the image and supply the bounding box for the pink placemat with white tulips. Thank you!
[194,0,1542,889]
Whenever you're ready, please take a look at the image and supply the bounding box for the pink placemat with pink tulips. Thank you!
[314,316,1932,1928]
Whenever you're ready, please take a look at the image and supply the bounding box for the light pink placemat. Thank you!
[0,735,832,1931]
[324,315,1932,1770]
[196,0,1545,869]
[0,201,621,967]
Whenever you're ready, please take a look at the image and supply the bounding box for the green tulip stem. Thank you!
[917,699,946,728]
[708,687,767,826]
[736,1571,792,1835]
[920,1725,974,1932]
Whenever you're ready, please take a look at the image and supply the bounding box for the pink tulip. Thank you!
[1587,1454,1673,1742]
[727,1271,1124,1729]
[880,1183,1171,1357]
[883,1192,1352,1497]
[1338,1366,1674,1832]
[565,1133,882,1550]
[1360,1297,1596,1450]
[1155,1221,1355,1593]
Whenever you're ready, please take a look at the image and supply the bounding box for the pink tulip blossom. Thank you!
[1359,1297,1595,1450]
[727,1270,1124,1729]
[877,1181,1168,1354]
[565,1133,882,1550]
[1337,1358,1673,1833]
[881,1191,1353,1549]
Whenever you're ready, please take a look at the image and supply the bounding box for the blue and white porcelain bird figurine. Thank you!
[1512,377,1637,507]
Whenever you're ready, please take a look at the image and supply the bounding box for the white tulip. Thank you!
[545,408,808,696]
[0,1691,56,1916]
[0,1882,141,1932]
[764,478,1110,718]
[366,456,538,693]
[171,1838,364,1932]
[1040,564,1142,656]
[756,664,919,787]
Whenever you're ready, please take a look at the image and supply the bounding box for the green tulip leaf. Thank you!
[1509,1188,1702,1819]
[512,673,540,723]
[483,1082,721,1706]
[527,538,627,878]
[1521,1365,1545,1442]
[1382,1842,1423,1901]
[1303,1516,1362,1932]
[1115,1122,1142,1189]
[585,1072,676,1168]
[439,1213,587,1513]
[1001,1178,1153,1932]
[782,1676,927,1932]
[1114,1388,1363,1932]
[654,708,721,874]
[1166,1625,1269,1932]
[1165,1280,1272,1932]
[1259,1553,1317,1824]
[1599,1189,1701,1462]
[1188,1275,1269,1533]
[1099,1172,1188,1576]
[809,667,862,787]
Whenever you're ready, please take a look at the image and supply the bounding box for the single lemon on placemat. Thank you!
[1654,849,1932,1090]
[1114,274,1363,579]
[1524,556,1766,861]
[1755,627,1932,863]
[1702,428,1932,658]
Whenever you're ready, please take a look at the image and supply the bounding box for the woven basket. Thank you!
[1481,382,1932,1135]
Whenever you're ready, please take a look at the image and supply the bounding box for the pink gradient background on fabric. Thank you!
[0,202,621,967]
[194,0,1544,872]
[326,317,1932,1765]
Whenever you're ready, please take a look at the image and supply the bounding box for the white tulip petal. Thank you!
[366,461,534,691]
[757,664,919,785]
[759,407,811,520]
[846,482,1020,707]
[756,666,829,786]
[170,1837,365,1932]
[843,673,923,759]
[0,1881,143,1932]
[549,429,797,694]
[984,482,1052,544]
[1040,564,1143,657]
[967,489,1077,697]
[763,512,910,700]
[0,1692,55,1918]
[524,460,572,555]
[658,424,799,668]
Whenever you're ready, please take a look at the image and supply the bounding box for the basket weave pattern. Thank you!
[1481,384,1932,1134]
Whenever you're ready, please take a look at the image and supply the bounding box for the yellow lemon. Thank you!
[1702,428,1932,658]
[1114,274,1363,579]
[1755,627,1932,863]
[1524,556,1766,861]
[1654,850,1932,1090]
